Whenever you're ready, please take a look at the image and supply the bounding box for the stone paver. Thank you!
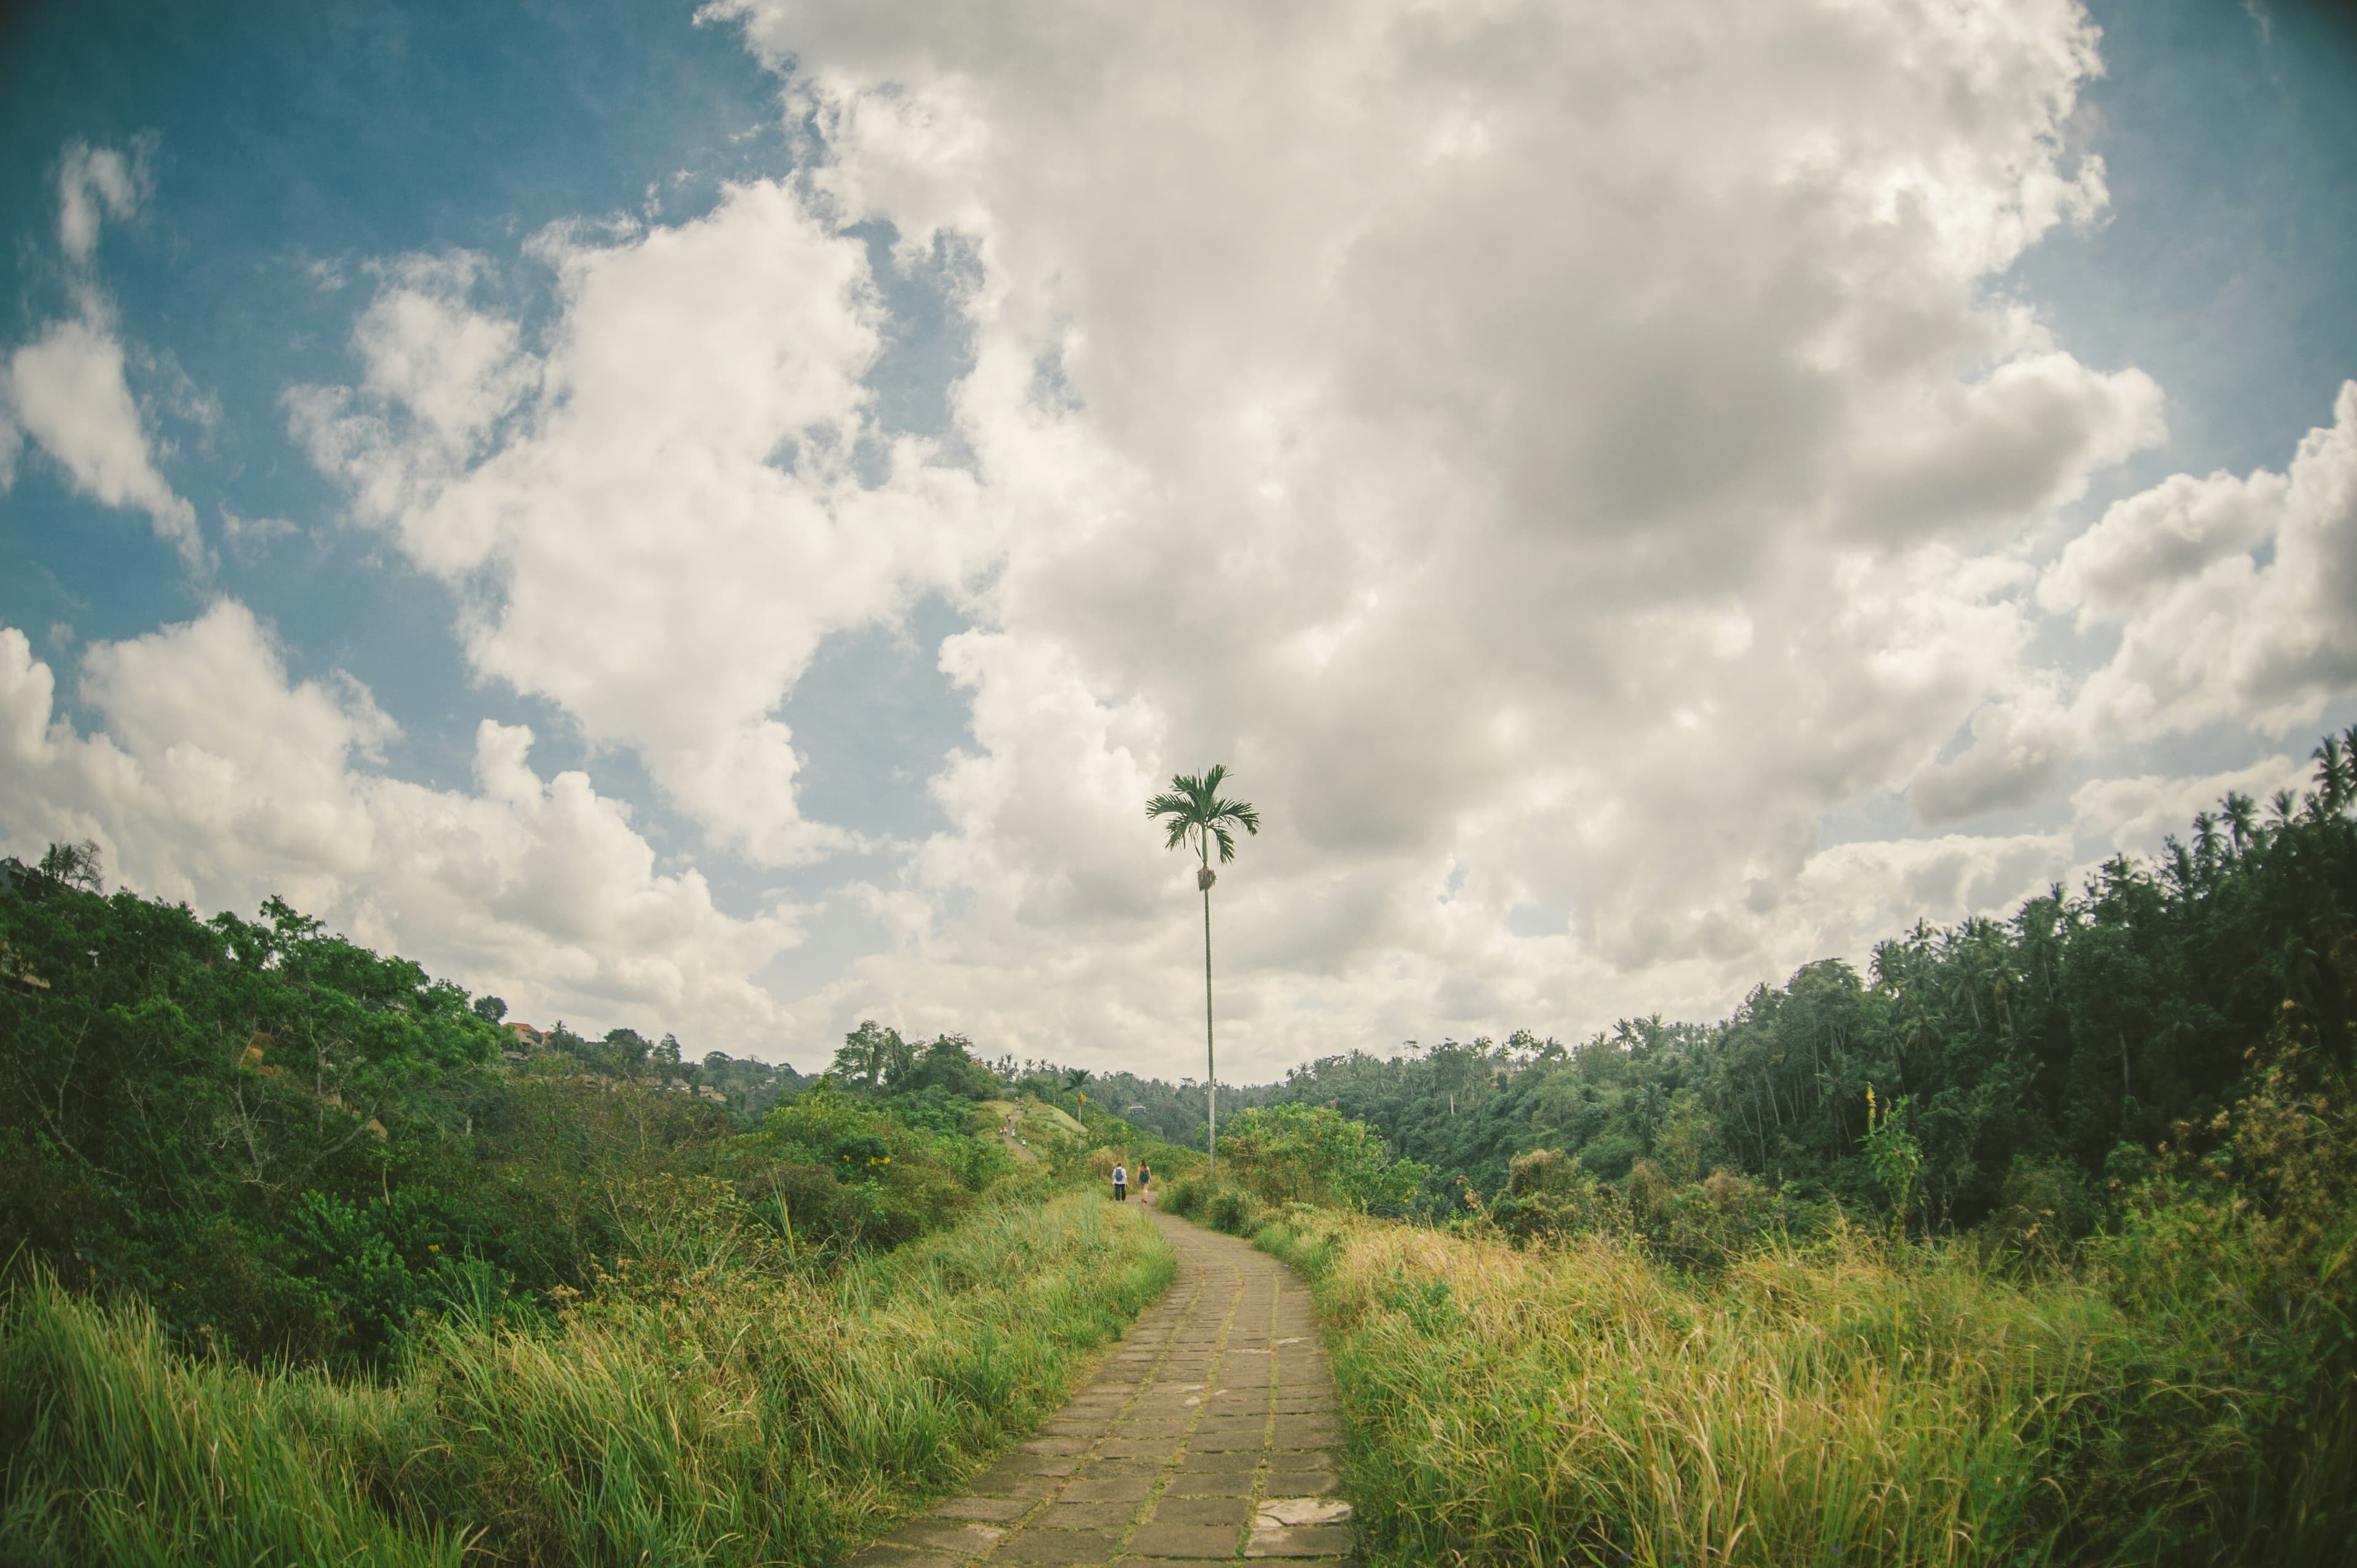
[842,1207,1354,1567]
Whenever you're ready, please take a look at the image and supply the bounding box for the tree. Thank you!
[36,840,104,892]
[1146,765,1260,1174]
[832,1020,914,1093]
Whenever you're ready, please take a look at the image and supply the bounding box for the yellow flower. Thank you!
[428,1243,441,1253]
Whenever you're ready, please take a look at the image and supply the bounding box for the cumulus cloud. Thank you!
[1907,688,2079,826]
[688,0,2172,1070]
[259,0,2348,1074]
[0,606,803,1050]
[632,0,2187,1075]
[292,184,988,865]
[2040,466,2286,627]
[2059,381,2357,741]
[2069,752,2319,860]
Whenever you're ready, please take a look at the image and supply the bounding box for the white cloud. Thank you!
[259,1,2350,1075]
[0,607,804,1053]
[5,142,205,570]
[2062,380,2357,741]
[691,0,2170,1070]
[56,141,144,264]
[2041,466,2286,627]
[5,315,204,567]
[2070,752,2319,860]
[293,182,990,866]
[352,254,541,457]
[1906,685,2078,826]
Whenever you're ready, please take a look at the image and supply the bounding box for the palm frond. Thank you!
[1145,766,1260,863]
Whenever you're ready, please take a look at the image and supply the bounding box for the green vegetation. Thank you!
[2,1189,1170,1567]
[1134,730,2357,1246]
[1159,729,2357,1566]
[1167,1103,1427,1217]
[12,722,2354,1566]
[1167,1051,2356,1564]
[0,857,1180,1564]
[1250,1140,2354,1568]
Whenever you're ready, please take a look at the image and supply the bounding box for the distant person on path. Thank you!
[1136,1162,1151,1202]
[1112,1161,1128,1202]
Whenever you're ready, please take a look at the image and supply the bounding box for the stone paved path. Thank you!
[843,1205,1356,1567]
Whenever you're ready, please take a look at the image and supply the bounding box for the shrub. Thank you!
[1218,1103,1429,1215]
[1489,1148,1622,1245]
[1162,1175,1209,1219]
[1205,1184,1260,1235]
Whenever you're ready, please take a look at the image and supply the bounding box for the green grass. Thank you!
[0,1189,1174,1567]
[1244,1208,2355,1568]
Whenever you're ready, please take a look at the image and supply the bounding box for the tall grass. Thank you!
[0,1189,1172,1567]
[1247,1209,2354,1568]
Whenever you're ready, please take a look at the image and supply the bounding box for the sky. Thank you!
[2,0,2355,1079]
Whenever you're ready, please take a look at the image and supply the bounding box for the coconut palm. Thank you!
[1146,765,1260,1174]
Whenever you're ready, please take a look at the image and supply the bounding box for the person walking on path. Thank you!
[1112,1161,1129,1202]
[1136,1162,1151,1203]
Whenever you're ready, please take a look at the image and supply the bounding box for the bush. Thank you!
[746,1087,983,1252]
[1489,1147,1621,1245]
[1162,1175,1209,1219]
[1158,1175,1264,1234]
[1218,1103,1429,1215]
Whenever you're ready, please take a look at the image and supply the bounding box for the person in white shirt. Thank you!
[1112,1162,1128,1202]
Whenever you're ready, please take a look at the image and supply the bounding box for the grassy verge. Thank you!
[1170,1179,2352,1568]
[0,1188,1173,1567]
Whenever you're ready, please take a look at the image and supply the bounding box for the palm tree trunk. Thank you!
[1202,843,1217,1176]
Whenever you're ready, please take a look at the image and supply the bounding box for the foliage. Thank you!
[1218,1103,1430,1215]
[1862,1085,1924,1224]
[828,1021,1000,1102]
[0,1191,1174,1568]
[0,871,512,1362]
[1249,1133,2356,1568]
[0,853,1185,1566]
[745,1084,1010,1254]
[1144,764,1263,868]
[1255,727,2357,1239]
[0,869,1043,1369]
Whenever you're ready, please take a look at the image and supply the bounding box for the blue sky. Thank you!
[3,0,2354,1075]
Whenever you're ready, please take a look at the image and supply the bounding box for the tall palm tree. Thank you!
[1146,765,1260,1175]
